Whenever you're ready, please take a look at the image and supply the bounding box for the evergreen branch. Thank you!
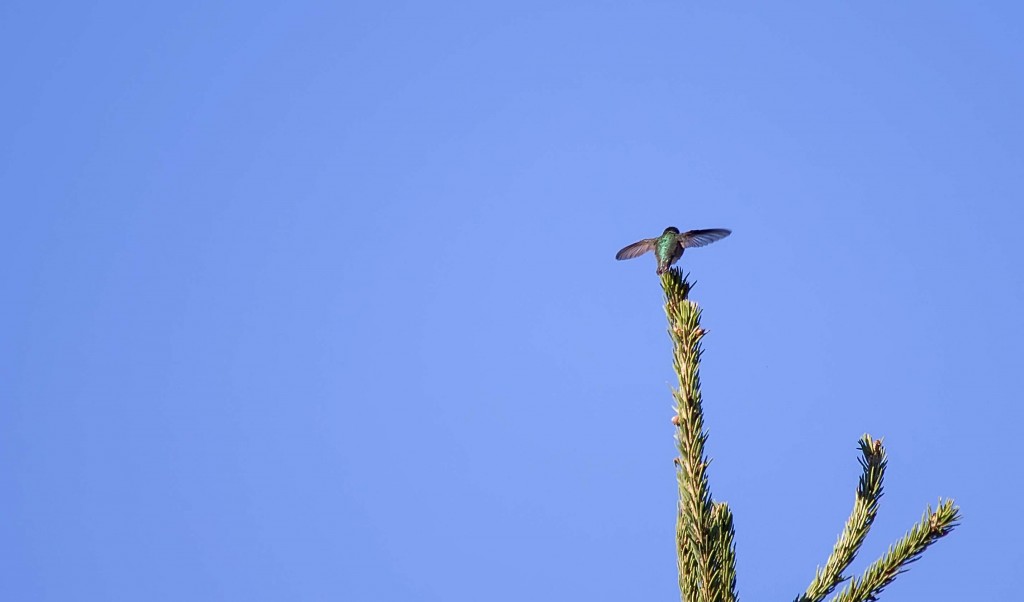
[662,268,736,602]
[711,502,738,602]
[637,250,960,602]
[677,498,698,602]
[827,500,960,602]
[796,435,887,602]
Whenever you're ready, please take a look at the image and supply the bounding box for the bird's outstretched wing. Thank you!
[615,239,656,260]
[678,228,731,249]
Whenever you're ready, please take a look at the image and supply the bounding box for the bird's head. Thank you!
[664,226,681,235]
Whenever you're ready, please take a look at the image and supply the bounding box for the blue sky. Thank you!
[2,2,1022,600]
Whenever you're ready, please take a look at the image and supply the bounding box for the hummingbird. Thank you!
[616,227,731,274]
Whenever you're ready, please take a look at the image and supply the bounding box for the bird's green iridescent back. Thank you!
[655,232,682,267]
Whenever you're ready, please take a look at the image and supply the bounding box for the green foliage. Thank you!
[828,499,960,602]
[797,436,887,602]
[662,268,736,602]
[657,268,959,602]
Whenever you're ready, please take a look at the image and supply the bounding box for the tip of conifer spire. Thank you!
[660,267,693,301]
